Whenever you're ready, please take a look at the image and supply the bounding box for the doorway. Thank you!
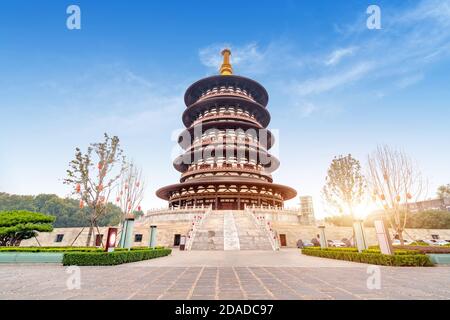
[279,234,287,247]
[173,234,181,246]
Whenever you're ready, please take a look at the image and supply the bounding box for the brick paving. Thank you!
[1,249,449,300]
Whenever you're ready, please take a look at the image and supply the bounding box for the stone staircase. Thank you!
[190,212,225,250]
[190,210,273,250]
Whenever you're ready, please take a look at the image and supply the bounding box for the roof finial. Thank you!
[220,49,233,75]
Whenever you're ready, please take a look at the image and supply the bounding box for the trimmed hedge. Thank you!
[302,248,433,267]
[114,246,166,252]
[0,246,102,253]
[305,247,420,255]
[62,248,172,266]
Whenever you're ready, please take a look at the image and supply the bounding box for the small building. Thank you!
[299,196,315,225]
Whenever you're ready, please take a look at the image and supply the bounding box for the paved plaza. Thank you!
[1,249,450,300]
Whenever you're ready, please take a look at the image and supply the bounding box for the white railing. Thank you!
[249,204,301,215]
[186,205,213,251]
[246,207,280,251]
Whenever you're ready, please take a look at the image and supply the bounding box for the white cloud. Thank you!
[325,47,357,66]
[293,62,374,97]
[199,42,264,72]
[396,74,424,89]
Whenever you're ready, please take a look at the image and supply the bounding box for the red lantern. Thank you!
[136,182,140,187]
[75,184,81,193]
[97,184,103,192]
[138,206,141,211]
[79,200,84,209]
[407,193,412,200]
[380,194,386,201]
[98,162,103,170]
[116,197,120,202]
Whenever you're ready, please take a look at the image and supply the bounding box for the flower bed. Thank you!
[302,247,433,267]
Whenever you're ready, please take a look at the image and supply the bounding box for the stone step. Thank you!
[190,210,274,251]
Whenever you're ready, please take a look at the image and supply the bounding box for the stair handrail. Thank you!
[245,207,280,251]
[186,205,212,251]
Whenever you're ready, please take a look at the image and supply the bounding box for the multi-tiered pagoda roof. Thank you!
[156,49,296,210]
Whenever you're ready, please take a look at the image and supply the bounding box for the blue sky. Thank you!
[1,0,450,218]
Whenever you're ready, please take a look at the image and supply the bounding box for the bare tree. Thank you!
[115,162,145,224]
[367,145,425,245]
[322,154,366,218]
[64,133,127,246]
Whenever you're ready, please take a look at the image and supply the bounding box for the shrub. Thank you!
[0,210,55,246]
[395,245,450,254]
[62,248,172,266]
[302,248,433,267]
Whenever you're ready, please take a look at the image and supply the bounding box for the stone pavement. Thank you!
[1,249,450,300]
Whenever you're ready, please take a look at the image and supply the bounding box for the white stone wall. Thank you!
[20,209,450,249]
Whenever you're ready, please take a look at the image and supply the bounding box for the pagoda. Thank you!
[156,49,296,210]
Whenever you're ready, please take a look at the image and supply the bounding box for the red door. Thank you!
[279,234,287,247]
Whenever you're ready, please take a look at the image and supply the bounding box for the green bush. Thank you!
[302,248,433,267]
[114,246,165,252]
[62,248,172,266]
[0,210,55,246]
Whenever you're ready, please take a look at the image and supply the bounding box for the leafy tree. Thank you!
[322,154,366,218]
[0,192,121,228]
[0,210,55,246]
[437,184,450,199]
[324,215,355,227]
[64,133,127,246]
[406,210,450,229]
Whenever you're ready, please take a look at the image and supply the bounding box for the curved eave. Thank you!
[182,96,270,128]
[184,75,269,107]
[173,150,280,173]
[156,179,297,201]
[178,122,275,150]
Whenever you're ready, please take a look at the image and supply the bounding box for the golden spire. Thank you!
[219,49,233,75]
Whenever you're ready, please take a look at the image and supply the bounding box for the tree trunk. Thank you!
[398,228,405,246]
[86,224,94,247]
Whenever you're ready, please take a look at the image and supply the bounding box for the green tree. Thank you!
[322,154,366,218]
[437,184,450,199]
[0,192,121,228]
[0,210,55,246]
